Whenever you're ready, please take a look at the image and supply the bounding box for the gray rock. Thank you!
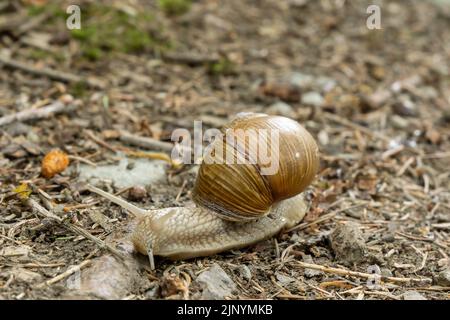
[64,254,141,300]
[145,283,160,300]
[329,222,367,265]
[266,101,296,118]
[435,269,450,287]
[196,264,237,300]
[237,265,252,281]
[315,76,337,92]
[403,290,427,300]
[301,91,324,107]
[78,155,166,189]
[303,255,322,278]
[10,268,42,283]
[0,245,30,257]
[275,273,296,286]
[289,72,314,88]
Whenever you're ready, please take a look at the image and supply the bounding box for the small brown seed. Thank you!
[128,186,148,202]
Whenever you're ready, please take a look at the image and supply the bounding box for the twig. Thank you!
[36,260,91,288]
[295,261,432,285]
[68,155,97,167]
[119,130,174,152]
[175,180,187,202]
[84,130,118,153]
[26,197,125,261]
[0,101,76,127]
[285,203,366,233]
[13,12,51,37]
[323,112,391,143]
[162,52,220,66]
[0,55,104,88]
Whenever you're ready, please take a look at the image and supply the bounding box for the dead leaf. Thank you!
[13,183,32,199]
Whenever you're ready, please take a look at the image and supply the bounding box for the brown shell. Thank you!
[192,114,319,222]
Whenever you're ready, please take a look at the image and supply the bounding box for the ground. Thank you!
[0,0,449,300]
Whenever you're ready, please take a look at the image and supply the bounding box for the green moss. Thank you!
[27,4,66,19]
[69,81,88,98]
[28,49,66,63]
[158,0,191,16]
[208,58,235,75]
[68,4,167,61]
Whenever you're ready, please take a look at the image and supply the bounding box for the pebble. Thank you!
[236,265,252,281]
[275,273,296,286]
[301,91,324,107]
[127,185,148,202]
[303,255,322,278]
[266,101,296,118]
[196,264,237,300]
[392,95,418,117]
[434,269,450,287]
[403,290,427,300]
[145,283,160,300]
[289,72,315,88]
[0,245,30,257]
[78,156,166,189]
[329,222,367,266]
[10,268,42,283]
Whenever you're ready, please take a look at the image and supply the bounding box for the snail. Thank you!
[87,113,319,269]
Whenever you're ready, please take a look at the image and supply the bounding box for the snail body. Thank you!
[87,113,319,267]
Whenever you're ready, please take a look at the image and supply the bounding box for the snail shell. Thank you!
[86,113,319,265]
[193,114,319,221]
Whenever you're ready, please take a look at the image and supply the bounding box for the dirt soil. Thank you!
[0,0,450,300]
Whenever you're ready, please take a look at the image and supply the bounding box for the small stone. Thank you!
[59,94,74,105]
[392,96,418,117]
[390,115,409,129]
[301,92,324,107]
[289,72,314,88]
[329,222,367,266]
[5,123,32,137]
[315,76,337,92]
[10,268,42,283]
[266,101,296,118]
[403,290,427,300]
[128,185,148,202]
[381,268,394,278]
[196,264,236,300]
[0,245,30,257]
[145,283,160,300]
[275,272,296,286]
[78,157,166,189]
[302,255,322,278]
[434,269,450,287]
[237,265,252,281]
[437,258,449,268]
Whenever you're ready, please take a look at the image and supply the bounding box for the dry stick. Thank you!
[295,261,432,285]
[119,130,174,152]
[26,198,125,261]
[13,12,51,37]
[162,52,220,66]
[84,130,118,153]
[322,113,391,143]
[0,55,103,89]
[285,203,366,233]
[36,260,91,288]
[0,101,75,127]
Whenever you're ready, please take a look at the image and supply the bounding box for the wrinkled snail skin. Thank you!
[86,113,319,263]
[131,194,307,260]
